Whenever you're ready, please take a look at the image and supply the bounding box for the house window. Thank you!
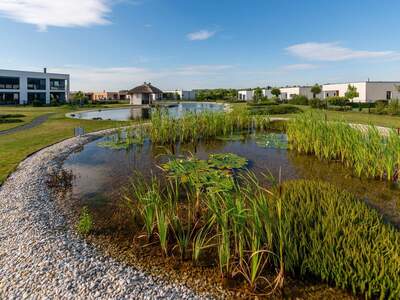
[27,78,46,90]
[0,76,19,89]
[386,91,392,100]
[50,79,65,90]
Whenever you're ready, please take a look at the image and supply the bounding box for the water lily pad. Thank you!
[208,153,248,170]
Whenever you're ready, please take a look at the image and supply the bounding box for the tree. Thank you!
[345,84,359,103]
[311,84,322,98]
[253,87,263,102]
[72,91,87,106]
[271,88,281,98]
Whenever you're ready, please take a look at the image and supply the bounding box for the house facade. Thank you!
[0,69,70,105]
[280,86,314,100]
[238,90,254,101]
[163,89,197,100]
[322,81,400,102]
[127,82,163,105]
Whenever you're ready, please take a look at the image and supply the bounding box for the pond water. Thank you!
[63,132,400,228]
[69,102,225,121]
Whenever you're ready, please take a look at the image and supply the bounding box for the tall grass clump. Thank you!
[149,110,271,145]
[279,180,400,299]
[287,111,400,181]
[123,154,400,297]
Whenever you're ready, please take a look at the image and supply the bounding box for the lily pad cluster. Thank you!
[162,153,248,192]
[255,133,288,149]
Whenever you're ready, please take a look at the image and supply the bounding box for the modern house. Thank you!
[127,82,163,105]
[163,89,197,100]
[238,90,254,101]
[0,68,70,105]
[322,81,400,102]
[85,91,120,102]
[279,86,314,100]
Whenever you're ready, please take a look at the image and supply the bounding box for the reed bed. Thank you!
[287,112,400,181]
[149,110,271,144]
[123,160,400,297]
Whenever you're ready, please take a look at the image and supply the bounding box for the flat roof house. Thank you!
[0,68,70,105]
[238,90,253,101]
[163,89,197,100]
[279,86,314,100]
[127,82,163,105]
[322,81,400,102]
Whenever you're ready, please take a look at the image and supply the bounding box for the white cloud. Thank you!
[0,0,111,31]
[280,63,318,71]
[187,30,216,41]
[286,42,395,61]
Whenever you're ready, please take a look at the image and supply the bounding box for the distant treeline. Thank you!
[195,89,239,102]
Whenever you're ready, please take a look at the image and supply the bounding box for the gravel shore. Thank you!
[0,129,212,299]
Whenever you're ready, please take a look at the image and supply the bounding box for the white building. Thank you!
[238,90,254,101]
[0,68,70,105]
[322,81,400,102]
[163,89,197,100]
[279,86,314,100]
[127,82,163,105]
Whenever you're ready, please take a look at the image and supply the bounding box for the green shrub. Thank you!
[289,95,309,105]
[327,105,352,111]
[387,99,400,115]
[76,206,93,235]
[280,180,400,299]
[250,105,302,115]
[375,100,388,114]
[326,96,349,106]
[308,98,326,109]
[0,118,23,124]
[0,114,26,118]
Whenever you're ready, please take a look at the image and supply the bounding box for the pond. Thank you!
[63,132,400,228]
[68,102,225,121]
[58,130,400,298]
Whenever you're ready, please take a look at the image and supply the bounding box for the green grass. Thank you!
[0,106,58,131]
[0,105,130,184]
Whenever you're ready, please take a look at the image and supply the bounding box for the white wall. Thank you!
[238,90,253,101]
[0,69,69,104]
[322,83,367,102]
[279,87,314,100]
[129,94,142,105]
[366,82,400,101]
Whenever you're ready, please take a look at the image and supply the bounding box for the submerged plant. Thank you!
[76,206,93,235]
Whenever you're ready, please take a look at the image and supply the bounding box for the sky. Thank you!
[0,0,400,91]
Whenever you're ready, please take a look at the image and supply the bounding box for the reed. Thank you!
[287,111,400,181]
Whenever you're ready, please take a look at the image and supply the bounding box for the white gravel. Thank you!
[0,129,213,299]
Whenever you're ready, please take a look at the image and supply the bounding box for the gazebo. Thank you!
[127,82,163,105]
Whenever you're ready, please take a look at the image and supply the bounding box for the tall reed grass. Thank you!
[287,112,400,181]
[124,166,400,297]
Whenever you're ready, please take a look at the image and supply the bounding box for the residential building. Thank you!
[0,68,70,105]
[86,91,119,102]
[238,90,254,101]
[127,82,163,105]
[163,89,197,100]
[322,81,400,102]
[279,86,314,100]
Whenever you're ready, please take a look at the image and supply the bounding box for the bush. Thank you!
[375,100,388,114]
[308,98,326,109]
[326,96,349,106]
[327,105,352,111]
[289,95,309,105]
[387,99,400,115]
[0,114,25,119]
[280,180,400,299]
[250,105,302,115]
[247,99,278,107]
[0,118,23,124]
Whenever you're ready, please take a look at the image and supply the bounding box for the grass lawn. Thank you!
[0,105,131,184]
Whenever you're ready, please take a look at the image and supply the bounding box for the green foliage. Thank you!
[387,99,400,115]
[76,206,93,235]
[345,84,359,102]
[208,153,248,170]
[271,88,281,98]
[308,98,326,109]
[280,180,400,299]
[97,126,147,149]
[287,111,400,181]
[289,95,309,105]
[71,91,88,106]
[327,105,352,111]
[310,84,322,98]
[250,105,302,115]
[149,110,271,145]
[255,133,288,149]
[326,96,349,106]
[253,87,263,103]
[196,89,238,102]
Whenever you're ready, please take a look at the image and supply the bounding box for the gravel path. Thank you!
[0,113,52,136]
[0,129,212,299]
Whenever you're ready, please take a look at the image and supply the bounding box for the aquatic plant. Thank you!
[255,133,288,149]
[76,206,93,235]
[208,153,248,170]
[287,111,400,181]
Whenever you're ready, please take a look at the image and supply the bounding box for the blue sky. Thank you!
[0,0,400,91]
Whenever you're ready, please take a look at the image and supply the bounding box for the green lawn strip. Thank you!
[0,107,59,131]
[0,112,130,184]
